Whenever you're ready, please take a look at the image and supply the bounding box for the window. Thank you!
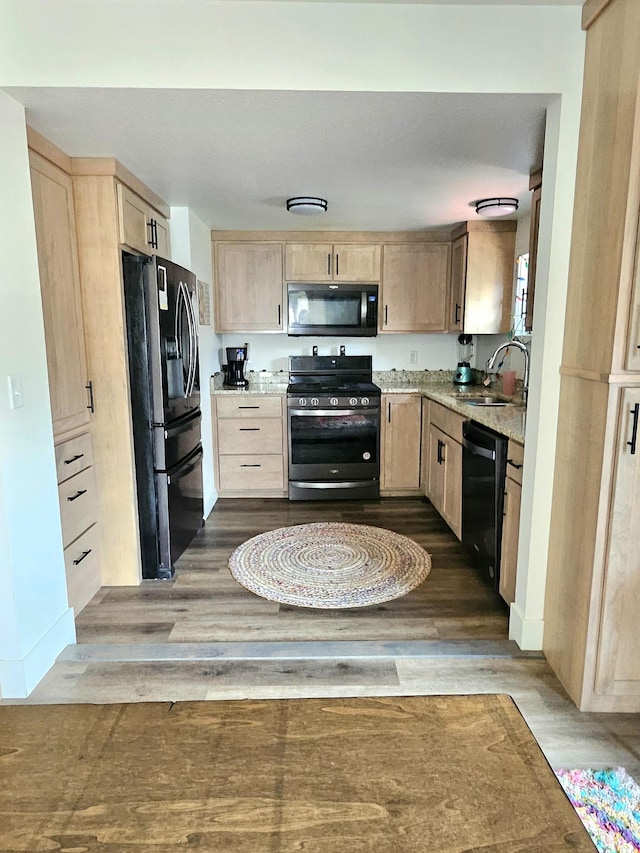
[512,253,529,336]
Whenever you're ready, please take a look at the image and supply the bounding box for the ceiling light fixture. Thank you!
[286,196,328,215]
[475,197,519,217]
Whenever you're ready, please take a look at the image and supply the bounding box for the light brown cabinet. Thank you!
[29,150,91,438]
[381,243,450,332]
[499,439,524,606]
[448,222,517,334]
[213,395,287,496]
[55,433,101,615]
[214,242,284,332]
[425,400,463,539]
[544,0,640,711]
[380,394,422,493]
[117,183,170,257]
[285,243,380,282]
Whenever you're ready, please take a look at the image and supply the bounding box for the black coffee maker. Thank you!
[223,346,249,387]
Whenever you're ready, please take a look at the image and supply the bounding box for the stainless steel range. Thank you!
[287,355,381,500]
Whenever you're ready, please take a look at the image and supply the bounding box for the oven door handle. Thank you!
[289,408,377,417]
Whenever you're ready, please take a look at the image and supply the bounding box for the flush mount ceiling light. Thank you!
[286,197,328,215]
[475,197,519,217]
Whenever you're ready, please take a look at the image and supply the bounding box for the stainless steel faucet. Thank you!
[487,340,530,403]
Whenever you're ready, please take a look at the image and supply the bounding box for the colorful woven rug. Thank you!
[229,521,431,608]
[556,768,640,852]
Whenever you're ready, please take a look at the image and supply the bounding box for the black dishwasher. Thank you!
[461,420,508,591]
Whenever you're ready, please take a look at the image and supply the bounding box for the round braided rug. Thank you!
[228,522,431,609]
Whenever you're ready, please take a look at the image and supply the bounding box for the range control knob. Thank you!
[361,397,370,406]
[330,397,339,406]
[311,397,319,406]
[349,397,358,406]
[298,397,307,406]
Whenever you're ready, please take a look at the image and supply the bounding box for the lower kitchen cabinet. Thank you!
[499,440,524,606]
[213,394,287,496]
[381,394,422,493]
[425,400,464,539]
[55,432,101,615]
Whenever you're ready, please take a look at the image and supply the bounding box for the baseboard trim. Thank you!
[0,607,76,698]
[508,603,544,650]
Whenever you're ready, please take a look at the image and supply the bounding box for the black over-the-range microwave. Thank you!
[287,282,378,337]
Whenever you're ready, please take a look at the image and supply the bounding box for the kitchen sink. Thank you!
[460,397,523,408]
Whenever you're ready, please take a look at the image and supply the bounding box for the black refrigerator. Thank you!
[122,253,204,579]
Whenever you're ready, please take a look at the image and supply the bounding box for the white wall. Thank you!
[0,90,75,698]
[169,208,220,516]
[0,0,586,671]
[220,333,459,375]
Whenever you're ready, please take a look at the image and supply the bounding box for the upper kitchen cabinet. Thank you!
[117,183,170,257]
[28,141,91,438]
[285,242,380,282]
[448,221,517,334]
[214,242,284,332]
[381,242,450,332]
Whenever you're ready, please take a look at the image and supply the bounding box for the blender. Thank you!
[453,334,474,386]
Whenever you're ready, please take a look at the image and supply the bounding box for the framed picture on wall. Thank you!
[197,280,211,325]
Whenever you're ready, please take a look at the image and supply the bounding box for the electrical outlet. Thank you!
[409,350,418,365]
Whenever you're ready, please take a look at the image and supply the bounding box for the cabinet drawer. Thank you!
[55,432,94,483]
[64,523,101,615]
[217,418,283,454]
[215,395,283,419]
[506,439,524,485]
[429,400,465,443]
[218,454,285,491]
[58,466,97,548]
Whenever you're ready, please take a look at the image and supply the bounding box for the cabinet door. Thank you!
[285,243,333,281]
[463,229,515,334]
[595,387,640,694]
[381,395,422,490]
[427,423,446,515]
[117,183,153,254]
[441,433,462,539]
[215,243,284,332]
[29,151,90,437]
[153,214,170,258]
[420,397,430,495]
[381,243,449,332]
[448,235,467,332]
[333,244,381,282]
[499,475,521,605]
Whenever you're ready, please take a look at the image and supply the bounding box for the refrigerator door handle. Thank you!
[184,283,199,398]
[174,281,186,396]
[166,444,203,485]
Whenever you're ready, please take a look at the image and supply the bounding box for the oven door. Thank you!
[288,407,380,481]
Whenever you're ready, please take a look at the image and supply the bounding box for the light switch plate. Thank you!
[7,375,23,410]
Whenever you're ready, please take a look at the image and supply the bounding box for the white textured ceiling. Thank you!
[9,87,550,231]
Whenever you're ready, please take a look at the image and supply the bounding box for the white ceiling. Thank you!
[9,87,551,231]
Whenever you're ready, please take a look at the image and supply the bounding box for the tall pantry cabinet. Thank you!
[544,0,640,711]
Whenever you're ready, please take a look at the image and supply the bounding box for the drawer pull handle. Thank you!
[239,427,260,431]
[73,549,92,566]
[628,403,640,455]
[64,453,84,465]
[240,464,261,468]
[507,459,523,470]
[238,406,260,409]
[67,489,88,502]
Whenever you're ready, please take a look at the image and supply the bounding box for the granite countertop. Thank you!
[210,369,525,444]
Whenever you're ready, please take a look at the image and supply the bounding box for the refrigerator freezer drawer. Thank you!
[156,409,202,472]
[156,445,204,575]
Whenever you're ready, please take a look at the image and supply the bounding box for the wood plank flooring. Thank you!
[75,497,510,645]
[4,497,640,779]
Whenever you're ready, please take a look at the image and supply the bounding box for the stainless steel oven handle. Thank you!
[292,481,375,490]
[288,408,379,417]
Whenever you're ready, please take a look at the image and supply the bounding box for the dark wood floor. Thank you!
[75,497,509,645]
